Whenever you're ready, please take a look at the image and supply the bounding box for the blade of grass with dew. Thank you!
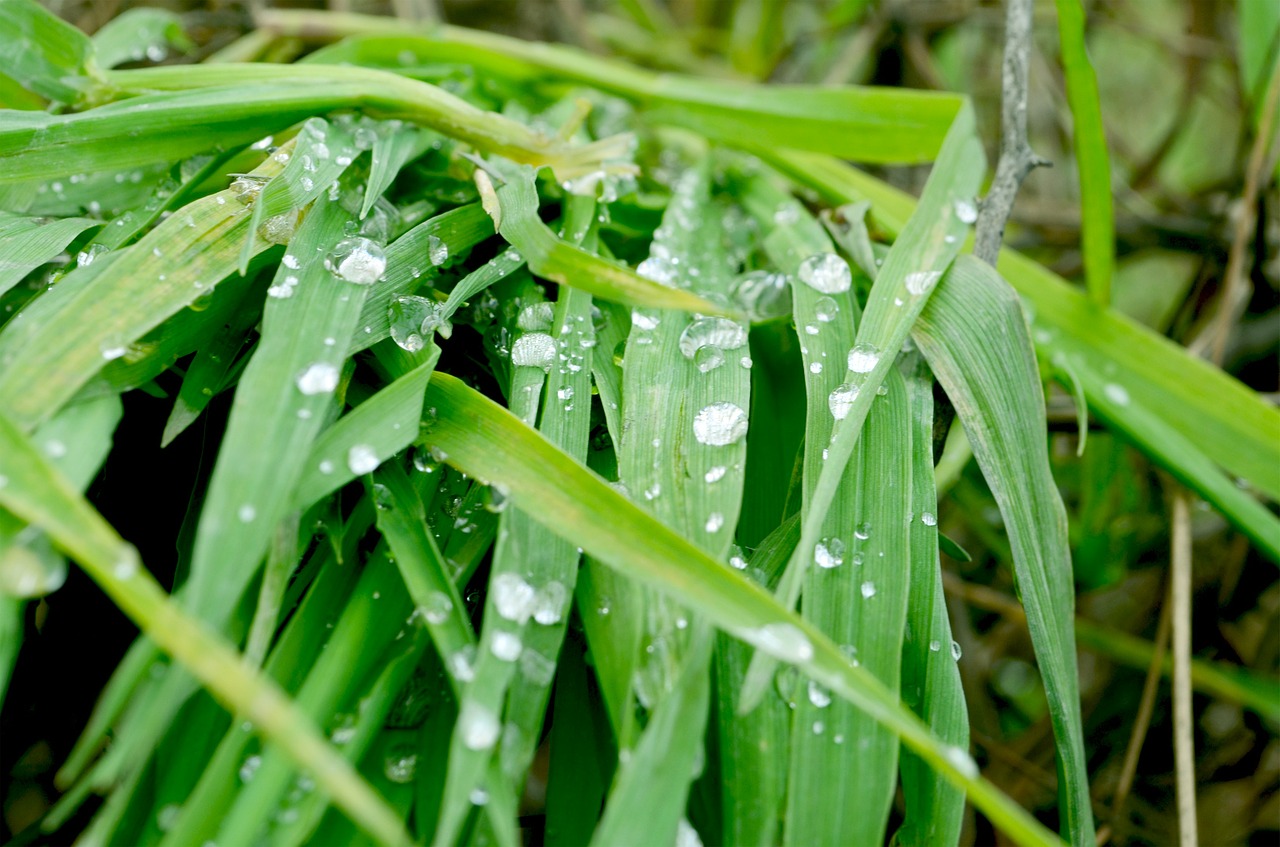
[743,177,914,846]
[499,204,597,788]
[364,120,438,219]
[253,15,966,164]
[739,104,984,710]
[760,148,1280,510]
[487,159,729,315]
[421,371,1058,847]
[290,348,438,510]
[90,7,191,70]
[714,515,797,847]
[0,210,102,295]
[0,0,99,104]
[0,143,291,431]
[590,159,750,846]
[896,354,967,847]
[0,410,413,847]
[912,254,1095,844]
[1053,0,1113,306]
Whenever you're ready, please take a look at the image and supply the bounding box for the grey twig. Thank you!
[974,0,1049,266]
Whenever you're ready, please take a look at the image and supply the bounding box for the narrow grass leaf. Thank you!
[90,7,191,70]
[913,254,1095,845]
[0,211,102,295]
[896,355,967,847]
[0,0,98,103]
[1053,0,1114,306]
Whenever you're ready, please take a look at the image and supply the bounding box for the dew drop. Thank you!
[920,511,937,527]
[860,581,876,599]
[325,236,386,285]
[238,504,256,523]
[705,512,725,533]
[296,362,339,395]
[347,444,379,474]
[490,631,522,661]
[954,199,978,224]
[1103,382,1130,406]
[532,581,567,625]
[828,383,858,420]
[678,317,747,360]
[814,296,839,322]
[951,640,963,661]
[459,702,500,750]
[511,332,556,370]
[847,343,880,373]
[905,270,942,295]
[731,270,790,321]
[383,745,418,783]
[389,295,433,352]
[692,401,749,446]
[797,253,852,294]
[704,465,727,484]
[427,234,449,266]
[418,592,453,625]
[814,537,844,569]
[491,573,536,623]
[750,622,814,662]
[807,679,832,708]
[517,301,555,332]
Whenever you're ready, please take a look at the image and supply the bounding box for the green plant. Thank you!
[1,2,1276,846]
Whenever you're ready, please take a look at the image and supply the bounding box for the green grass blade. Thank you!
[256,14,967,163]
[913,255,1095,845]
[0,0,98,104]
[762,150,1280,516]
[0,210,102,295]
[1053,0,1114,306]
[182,192,363,628]
[740,103,984,710]
[897,356,967,847]
[0,410,413,847]
[490,160,730,315]
[90,7,191,70]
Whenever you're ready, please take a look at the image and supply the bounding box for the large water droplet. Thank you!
[731,270,790,321]
[325,236,386,285]
[954,199,978,224]
[532,581,567,625]
[860,581,877,599]
[678,317,747,360]
[814,296,839,322]
[517,301,555,332]
[797,253,852,294]
[491,573,536,623]
[807,679,832,708]
[750,622,814,662]
[692,401,749,446]
[814,537,844,569]
[490,631,522,661]
[389,295,431,352]
[828,383,858,419]
[847,343,880,373]
[296,362,339,395]
[905,270,942,295]
[384,745,418,783]
[347,443,379,474]
[427,234,449,266]
[459,702,500,750]
[511,332,556,370]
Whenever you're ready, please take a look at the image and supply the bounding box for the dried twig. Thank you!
[974,0,1051,266]
[1170,490,1198,847]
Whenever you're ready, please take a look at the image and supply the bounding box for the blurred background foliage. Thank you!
[3,1,1277,845]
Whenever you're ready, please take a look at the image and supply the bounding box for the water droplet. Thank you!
[636,256,677,285]
[814,296,839,322]
[920,511,937,527]
[945,744,978,777]
[459,702,500,750]
[517,302,555,332]
[704,465,727,484]
[418,592,453,625]
[325,237,386,285]
[797,253,852,294]
[951,640,963,661]
[731,270,791,321]
[954,199,978,224]
[258,211,298,245]
[157,804,181,832]
[427,234,449,265]
[631,310,660,331]
[282,254,300,270]
[847,343,880,373]
[469,787,490,806]
[100,339,128,361]
[1103,383,1129,406]
[449,645,477,681]
[750,622,814,662]
[705,512,725,533]
[693,401,749,446]
[807,679,832,708]
[347,444,379,474]
[384,745,418,783]
[809,362,823,374]
[238,504,256,523]
[854,521,872,540]
[905,270,941,296]
[532,581,567,625]
[860,581,876,599]
[389,296,432,352]
[929,640,942,652]
[511,332,556,370]
[679,317,747,360]
[490,631,522,661]
[239,755,261,783]
[296,362,339,395]
[828,383,858,420]
[814,537,844,569]
[693,346,725,372]
[491,573,536,623]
